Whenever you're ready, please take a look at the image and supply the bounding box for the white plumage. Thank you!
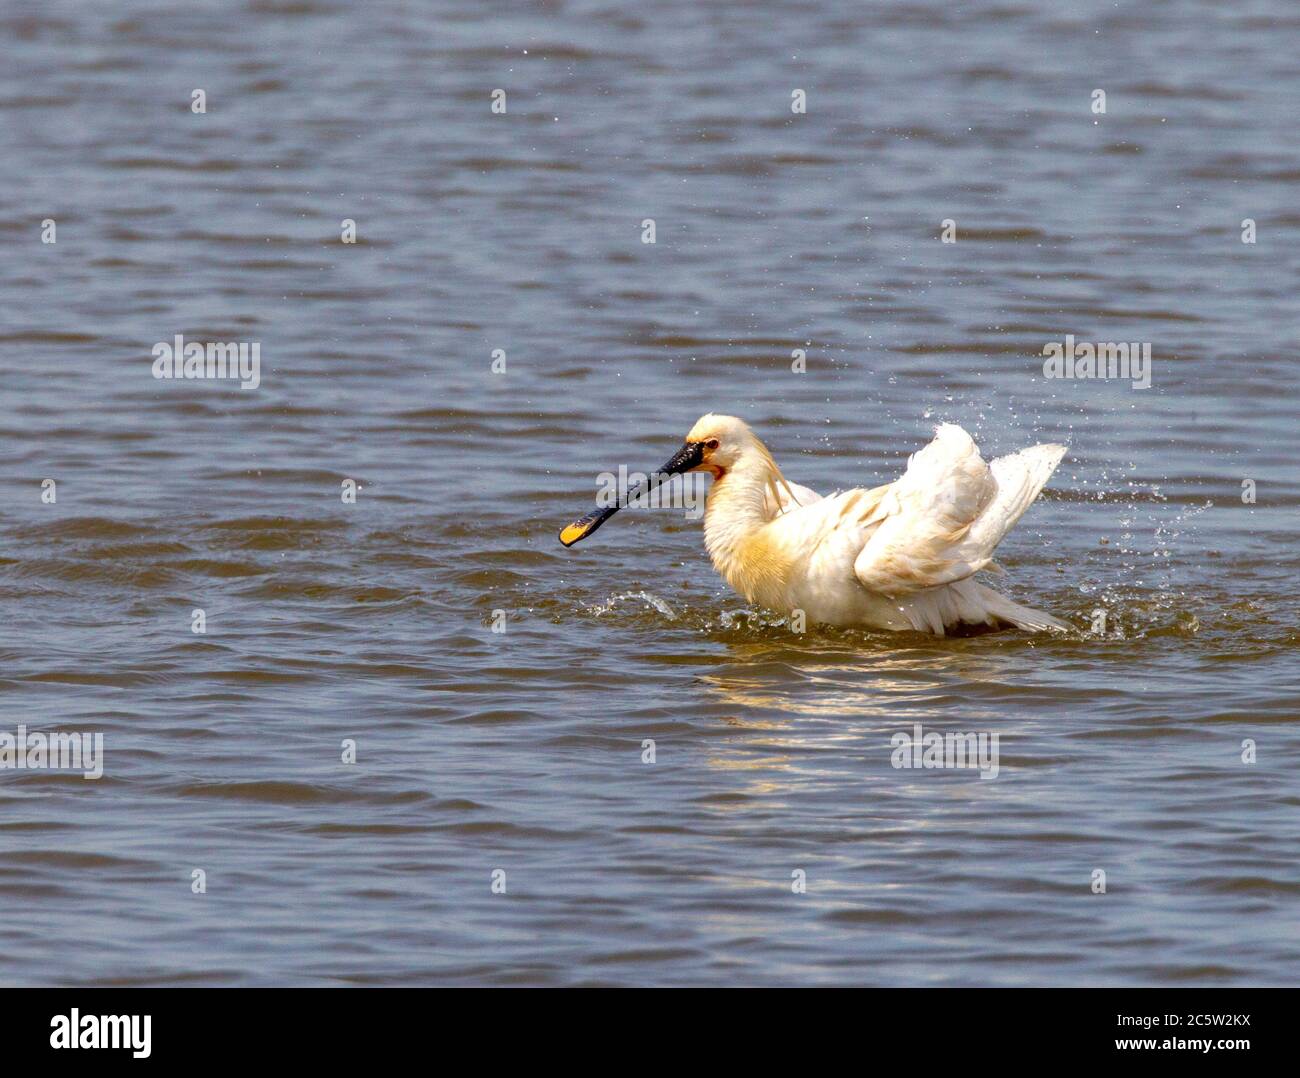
[690,415,1069,634]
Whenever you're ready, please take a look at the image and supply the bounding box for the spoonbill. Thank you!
[559,415,1070,635]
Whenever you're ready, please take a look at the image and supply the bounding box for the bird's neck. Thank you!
[703,449,789,606]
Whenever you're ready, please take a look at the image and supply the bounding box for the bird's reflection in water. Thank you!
[700,633,1015,713]
[692,631,1029,800]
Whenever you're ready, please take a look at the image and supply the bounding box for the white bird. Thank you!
[560,414,1070,635]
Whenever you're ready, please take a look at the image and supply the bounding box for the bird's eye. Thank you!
[705,438,720,450]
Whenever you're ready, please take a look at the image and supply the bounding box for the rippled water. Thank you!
[1,1,1297,986]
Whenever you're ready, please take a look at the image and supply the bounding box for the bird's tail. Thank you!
[971,581,1070,633]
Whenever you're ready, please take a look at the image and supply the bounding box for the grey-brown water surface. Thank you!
[0,0,1297,985]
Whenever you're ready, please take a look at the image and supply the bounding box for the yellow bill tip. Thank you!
[559,521,592,547]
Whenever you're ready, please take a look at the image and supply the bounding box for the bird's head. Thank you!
[682,413,756,477]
